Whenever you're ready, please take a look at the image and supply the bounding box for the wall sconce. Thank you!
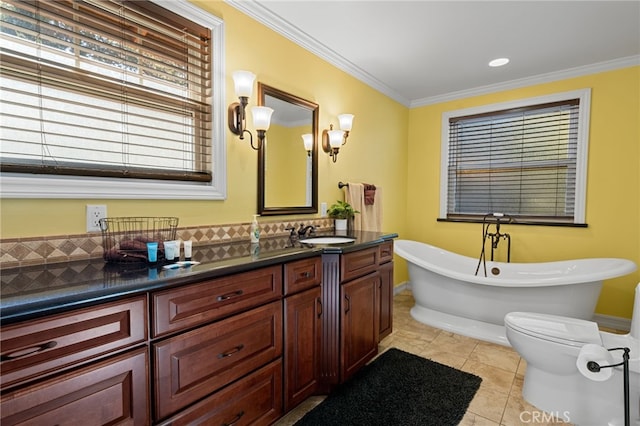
[228,70,274,150]
[322,114,354,162]
[301,134,313,157]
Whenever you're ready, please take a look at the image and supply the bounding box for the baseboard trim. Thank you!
[393,281,410,295]
[593,313,631,332]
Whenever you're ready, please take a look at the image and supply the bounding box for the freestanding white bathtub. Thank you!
[394,239,637,346]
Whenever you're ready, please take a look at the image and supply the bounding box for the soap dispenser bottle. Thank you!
[250,214,260,243]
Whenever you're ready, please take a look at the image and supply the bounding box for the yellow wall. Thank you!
[407,66,640,319]
[0,1,410,272]
[1,1,637,320]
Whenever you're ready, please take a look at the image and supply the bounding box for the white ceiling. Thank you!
[227,0,640,107]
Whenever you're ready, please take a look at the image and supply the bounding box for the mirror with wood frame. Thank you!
[258,83,318,215]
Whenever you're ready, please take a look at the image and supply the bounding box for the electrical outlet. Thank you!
[320,202,327,217]
[86,205,107,232]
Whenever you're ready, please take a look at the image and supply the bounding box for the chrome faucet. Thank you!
[297,224,316,238]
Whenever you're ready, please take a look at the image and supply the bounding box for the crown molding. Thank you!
[225,0,411,106]
[226,1,639,109]
[411,55,640,108]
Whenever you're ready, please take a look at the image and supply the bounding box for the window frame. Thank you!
[439,88,591,225]
[0,0,227,200]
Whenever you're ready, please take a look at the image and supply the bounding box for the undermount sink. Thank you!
[299,236,356,245]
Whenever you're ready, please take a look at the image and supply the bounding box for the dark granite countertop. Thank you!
[1,231,397,324]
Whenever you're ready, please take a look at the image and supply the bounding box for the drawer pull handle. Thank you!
[381,250,391,257]
[299,271,312,279]
[217,290,243,302]
[316,298,323,317]
[1,341,57,362]
[344,294,351,314]
[222,410,244,426]
[217,344,244,359]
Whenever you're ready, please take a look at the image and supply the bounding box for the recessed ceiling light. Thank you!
[489,58,510,67]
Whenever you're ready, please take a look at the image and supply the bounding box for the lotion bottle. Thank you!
[250,214,260,243]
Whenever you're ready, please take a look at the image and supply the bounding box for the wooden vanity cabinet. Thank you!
[150,265,285,423]
[340,271,379,381]
[0,297,150,425]
[339,247,380,382]
[0,242,393,424]
[340,246,379,282]
[284,287,321,410]
[153,300,282,420]
[319,241,394,390]
[0,296,147,389]
[157,359,283,426]
[378,241,394,340]
[151,257,322,424]
[283,257,322,412]
[1,347,149,426]
[151,265,282,337]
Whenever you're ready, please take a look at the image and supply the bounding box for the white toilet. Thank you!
[505,283,640,426]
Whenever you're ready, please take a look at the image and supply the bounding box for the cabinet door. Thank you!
[340,273,379,382]
[284,286,321,411]
[378,261,394,341]
[1,347,149,426]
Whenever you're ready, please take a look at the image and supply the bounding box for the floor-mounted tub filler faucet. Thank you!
[475,213,513,276]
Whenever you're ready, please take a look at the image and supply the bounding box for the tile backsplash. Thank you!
[1,218,332,269]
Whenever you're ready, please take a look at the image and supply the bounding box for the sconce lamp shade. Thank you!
[251,106,274,130]
[232,70,256,98]
[302,134,313,151]
[328,129,345,148]
[228,70,270,151]
[322,113,353,162]
[338,114,354,131]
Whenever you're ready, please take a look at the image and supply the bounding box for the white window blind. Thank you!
[441,90,591,225]
[0,0,212,182]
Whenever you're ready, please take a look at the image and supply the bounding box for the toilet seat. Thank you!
[505,312,602,347]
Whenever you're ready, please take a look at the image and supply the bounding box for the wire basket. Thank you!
[99,217,179,263]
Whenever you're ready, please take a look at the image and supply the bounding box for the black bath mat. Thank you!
[295,348,482,426]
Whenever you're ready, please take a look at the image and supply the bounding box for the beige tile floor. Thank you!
[276,289,574,426]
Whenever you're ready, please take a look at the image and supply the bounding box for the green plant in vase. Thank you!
[327,200,359,231]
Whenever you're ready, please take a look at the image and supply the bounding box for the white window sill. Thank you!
[1,173,226,200]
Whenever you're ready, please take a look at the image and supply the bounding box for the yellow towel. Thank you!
[345,183,383,232]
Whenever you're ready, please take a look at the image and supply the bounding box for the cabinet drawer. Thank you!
[379,240,394,264]
[1,347,149,426]
[158,358,283,426]
[0,296,147,389]
[284,256,322,295]
[152,265,282,337]
[340,246,379,283]
[153,300,283,420]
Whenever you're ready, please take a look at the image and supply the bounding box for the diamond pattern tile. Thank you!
[0,218,332,268]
